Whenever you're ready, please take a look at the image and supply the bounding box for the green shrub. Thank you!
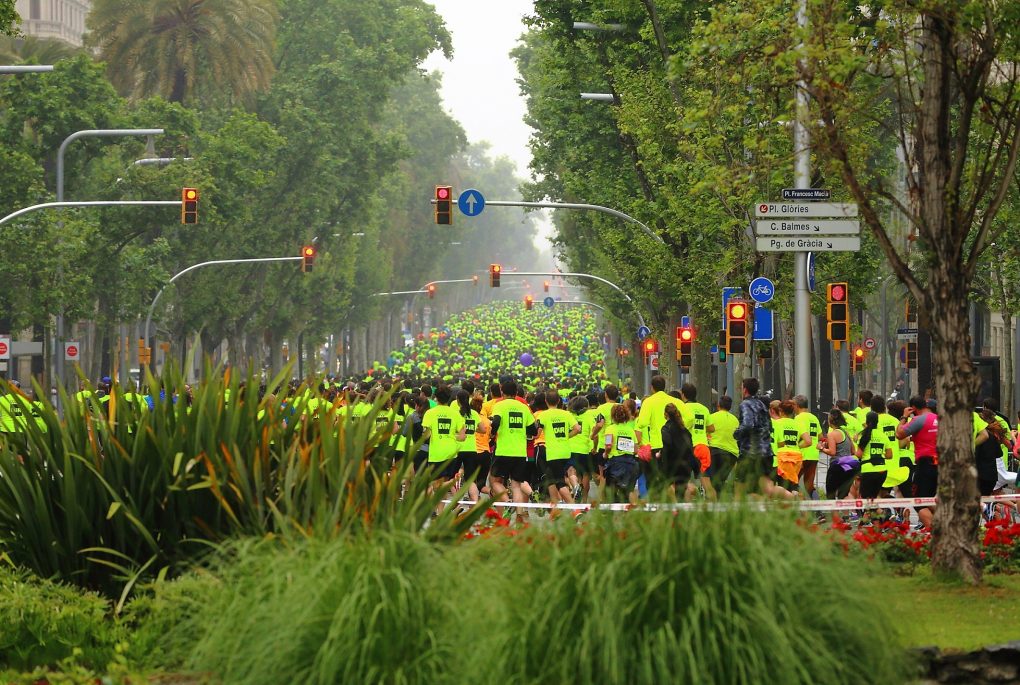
[178,533,460,685]
[139,508,909,685]
[0,566,124,671]
[120,570,221,670]
[472,509,910,685]
[0,363,482,596]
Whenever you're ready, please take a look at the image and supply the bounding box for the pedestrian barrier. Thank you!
[445,493,1020,513]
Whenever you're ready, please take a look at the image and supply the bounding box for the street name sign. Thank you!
[897,327,918,342]
[754,202,858,218]
[756,236,860,252]
[755,219,860,235]
[782,188,831,200]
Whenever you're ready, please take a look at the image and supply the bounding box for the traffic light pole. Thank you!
[0,200,182,227]
[145,256,303,355]
[454,199,666,246]
[508,271,647,329]
[793,0,812,404]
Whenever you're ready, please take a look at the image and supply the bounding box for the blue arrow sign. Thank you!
[458,188,485,217]
[543,296,555,308]
[752,305,774,341]
[637,325,651,340]
[749,277,775,304]
[681,315,690,327]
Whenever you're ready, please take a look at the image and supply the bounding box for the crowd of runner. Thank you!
[1,299,1016,528]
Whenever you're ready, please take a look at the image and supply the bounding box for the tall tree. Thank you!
[0,0,16,36]
[694,0,1020,581]
[86,0,278,104]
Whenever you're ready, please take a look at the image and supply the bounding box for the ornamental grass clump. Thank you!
[180,532,460,685]
[0,362,481,597]
[471,509,910,685]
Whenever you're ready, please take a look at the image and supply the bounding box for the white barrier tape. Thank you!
[444,493,1020,513]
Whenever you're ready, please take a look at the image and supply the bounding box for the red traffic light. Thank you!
[727,302,747,320]
[644,340,655,352]
[301,245,316,273]
[427,284,437,298]
[181,187,199,224]
[677,327,694,342]
[854,346,865,359]
[435,186,453,225]
[828,283,847,302]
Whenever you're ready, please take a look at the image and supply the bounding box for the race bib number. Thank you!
[616,436,635,454]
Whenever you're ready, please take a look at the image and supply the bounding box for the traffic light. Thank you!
[181,187,198,224]
[524,294,533,310]
[301,245,316,273]
[852,345,866,373]
[472,275,479,285]
[544,280,550,293]
[427,283,437,299]
[717,329,727,362]
[905,298,917,325]
[489,263,501,287]
[906,341,918,369]
[434,186,453,225]
[726,300,748,354]
[826,282,849,344]
[642,339,658,362]
[677,325,694,369]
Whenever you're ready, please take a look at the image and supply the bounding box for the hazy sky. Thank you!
[421,1,554,252]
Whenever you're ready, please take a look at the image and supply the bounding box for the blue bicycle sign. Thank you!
[749,277,775,304]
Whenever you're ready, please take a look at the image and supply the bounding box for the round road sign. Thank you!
[65,344,79,360]
[864,337,876,350]
[543,296,555,308]
[748,276,775,304]
[637,325,651,340]
[0,342,8,357]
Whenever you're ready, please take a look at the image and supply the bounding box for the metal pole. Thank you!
[793,0,811,402]
[444,198,666,246]
[0,65,54,73]
[0,200,181,226]
[55,128,164,400]
[145,257,303,350]
[510,271,647,329]
[881,275,889,393]
[839,348,849,401]
[572,22,626,32]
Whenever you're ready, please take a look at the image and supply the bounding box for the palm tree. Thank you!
[0,35,82,64]
[86,0,278,105]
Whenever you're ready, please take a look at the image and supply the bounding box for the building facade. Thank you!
[14,0,91,47]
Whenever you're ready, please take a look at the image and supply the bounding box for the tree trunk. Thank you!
[928,265,982,583]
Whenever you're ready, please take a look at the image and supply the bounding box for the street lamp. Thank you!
[54,128,164,396]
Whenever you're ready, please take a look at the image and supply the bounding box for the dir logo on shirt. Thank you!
[438,418,452,435]
[509,412,524,429]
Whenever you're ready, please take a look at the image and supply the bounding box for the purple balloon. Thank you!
[519,353,534,367]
